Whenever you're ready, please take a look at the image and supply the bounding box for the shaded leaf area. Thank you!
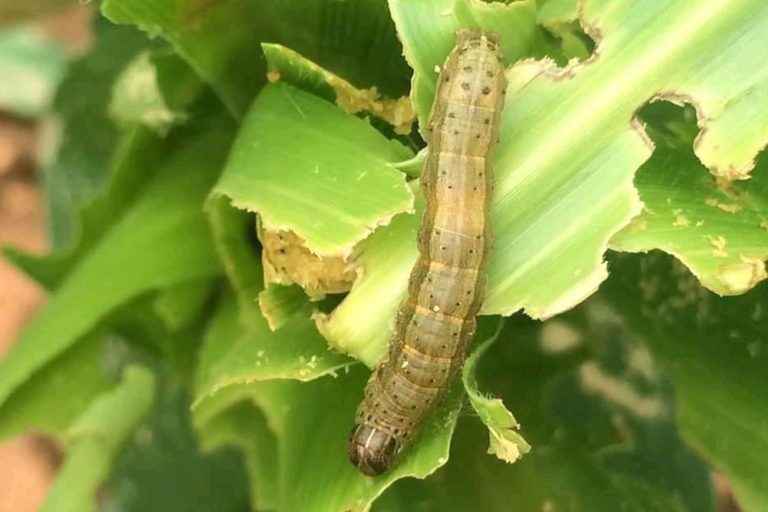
[0,332,114,440]
[215,82,413,257]
[376,421,679,512]
[43,18,150,248]
[39,366,155,512]
[195,399,279,511]
[605,252,768,512]
[152,277,216,332]
[0,26,67,117]
[374,298,714,512]
[101,0,410,118]
[0,111,233,409]
[461,319,530,464]
[193,367,461,512]
[386,0,768,321]
[612,102,768,295]
[101,385,251,512]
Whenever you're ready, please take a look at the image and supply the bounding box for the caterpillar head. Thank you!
[348,424,399,476]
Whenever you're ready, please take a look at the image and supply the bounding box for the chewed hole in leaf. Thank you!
[539,20,597,66]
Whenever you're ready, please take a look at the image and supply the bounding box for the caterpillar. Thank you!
[348,29,507,476]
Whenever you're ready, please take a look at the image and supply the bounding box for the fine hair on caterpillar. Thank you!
[348,29,507,476]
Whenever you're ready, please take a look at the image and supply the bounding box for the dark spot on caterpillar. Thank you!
[443,75,450,82]
[486,70,495,78]
[463,65,472,71]
[484,118,490,124]
[453,130,459,135]
[475,134,481,139]
[482,86,492,95]
[461,82,470,91]
[447,112,456,118]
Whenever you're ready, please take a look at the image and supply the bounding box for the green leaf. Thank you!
[390,0,543,127]
[0,332,113,440]
[462,318,530,464]
[612,105,768,295]
[252,370,461,512]
[605,252,768,512]
[100,0,263,117]
[0,115,232,409]
[194,289,352,408]
[153,278,216,331]
[215,82,413,257]
[4,128,168,290]
[315,184,420,366]
[258,284,314,331]
[0,27,67,117]
[43,19,150,248]
[195,400,280,511]
[40,365,155,512]
[261,43,415,134]
[101,0,410,118]
[103,386,251,512]
[110,51,188,134]
[379,421,680,512]
[388,0,768,319]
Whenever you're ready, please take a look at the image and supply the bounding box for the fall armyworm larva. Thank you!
[348,29,507,476]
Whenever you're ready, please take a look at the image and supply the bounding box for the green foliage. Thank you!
[1,1,767,511]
